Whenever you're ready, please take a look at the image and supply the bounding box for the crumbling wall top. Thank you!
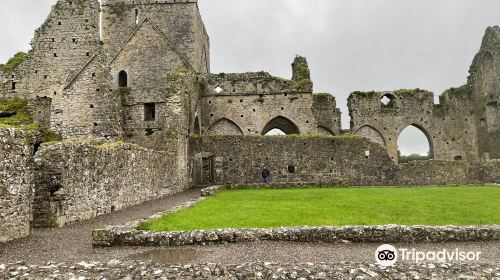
[206,72,313,95]
[102,0,197,5]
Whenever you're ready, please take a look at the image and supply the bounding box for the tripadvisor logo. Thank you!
[375,244,482,266]
[375,244,398,266]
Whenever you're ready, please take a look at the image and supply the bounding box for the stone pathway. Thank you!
[0,189,201,264]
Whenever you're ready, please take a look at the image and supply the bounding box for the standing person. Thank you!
[262,166,271,183]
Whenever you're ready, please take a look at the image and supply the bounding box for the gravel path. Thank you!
[0,189,201,264]
[128,241,500,266]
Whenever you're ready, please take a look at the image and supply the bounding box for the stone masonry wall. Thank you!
[102,0,209,73]
[348,89,477,163]
[191,135,395,186]
[191,136,500,187]
[202,71,341,136]
[32,141,188,228]
[0,128,36,243]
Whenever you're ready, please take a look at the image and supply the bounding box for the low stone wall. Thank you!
[396,161,469,185]
[0,128,37,243]
[93,224,500,247]
[33,141,188,228]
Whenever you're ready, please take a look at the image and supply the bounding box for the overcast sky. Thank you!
[1,0,499,155]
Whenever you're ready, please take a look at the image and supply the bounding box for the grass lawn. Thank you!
[139,186,500,232]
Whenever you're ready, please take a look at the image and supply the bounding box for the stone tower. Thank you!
[467,26,500,159]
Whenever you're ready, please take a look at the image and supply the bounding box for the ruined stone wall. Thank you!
[190,136,395,186]
[348,89,477,162]
[202,71,340,136]
[191,136,500,187]
[396,161,469,186]
[466,26,500,160]
[102,0,209,73]
[33,141,189,228]
[0,0,102,138]
[348,27,500,163]
[0,128,36,243]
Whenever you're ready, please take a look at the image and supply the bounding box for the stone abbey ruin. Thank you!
[0,0,499,243]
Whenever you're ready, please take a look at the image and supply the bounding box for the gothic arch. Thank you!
[262,116,300,135]
[205,118,243,136]
[356,125,386,147]
[397,124,434,159]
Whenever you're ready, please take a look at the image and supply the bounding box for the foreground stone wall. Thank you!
[33,141,188,228]
[0,128,36,243]
[2,261,498,279]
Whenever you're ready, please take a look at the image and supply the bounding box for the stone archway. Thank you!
[205,118,243,136]
[356,125,386,147]
[397,124,434,163]
[262,116,300,135]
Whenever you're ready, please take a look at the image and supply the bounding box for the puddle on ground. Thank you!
[129,248,197,265]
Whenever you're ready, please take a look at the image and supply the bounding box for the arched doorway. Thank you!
[118,70,128,88]
[262,116,300,135]
[397,125,433,163]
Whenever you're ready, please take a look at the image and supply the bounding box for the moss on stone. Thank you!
[313,93,333,103]
[351,91,377,98]
[41,130,62,143]
[0,52,28,74]
[442,85,472,99]
[394,88,425,95]
[0,98,35,129]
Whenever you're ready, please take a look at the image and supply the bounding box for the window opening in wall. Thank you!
[214,85,224,94]
[11,82,16,91]
[135,9,139,25]
[118,70,128,87]
[144,103,156,121]
[287,165,296,174]
[145,128,154,136]
[380,94,396,109]
[454,156,463,161]
[480,118,486,128]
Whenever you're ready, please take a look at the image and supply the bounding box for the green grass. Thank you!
[139,187,500,232]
